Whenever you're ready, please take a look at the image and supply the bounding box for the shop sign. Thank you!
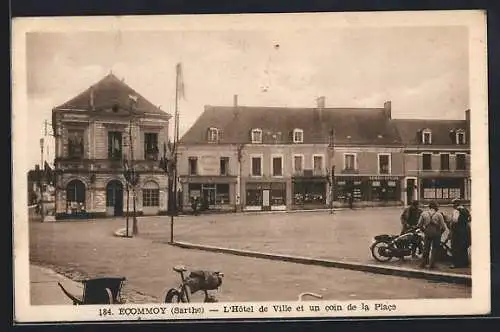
[369,176,399,181]
[372,181,381,187]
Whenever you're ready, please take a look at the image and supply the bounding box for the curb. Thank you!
[168,241,471,286]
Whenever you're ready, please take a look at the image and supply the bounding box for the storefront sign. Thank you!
[369,176,400,181]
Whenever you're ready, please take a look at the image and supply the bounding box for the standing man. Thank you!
[417,201,448,269]
[449,199,471,268]
[400,200,422,234]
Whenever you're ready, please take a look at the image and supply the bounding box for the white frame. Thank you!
[343,153,357,171]
[251,128,262,144]
[250,153,264,177]
[312,154,325,174]
[455,152,467,171]
[292,154,305,174]
[439,152,450,171]
[208,127,219,142]
[293,128,304,143]
[422,128,432,144]
[455,129,466,145]
[271,154,284,177]
[421,152,433,171]
[377,153,392,174]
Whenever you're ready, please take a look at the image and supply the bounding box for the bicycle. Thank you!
[164,265,224,303]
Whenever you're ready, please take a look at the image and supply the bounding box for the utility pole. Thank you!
[328,128,335,214]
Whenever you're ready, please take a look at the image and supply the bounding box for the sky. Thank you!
[25,25,470,169]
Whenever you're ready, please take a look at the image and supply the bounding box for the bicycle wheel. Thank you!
[164,288,186,303]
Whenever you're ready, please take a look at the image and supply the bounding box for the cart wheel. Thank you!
[164,288,186,303]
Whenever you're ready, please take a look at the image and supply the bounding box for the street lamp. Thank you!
[159,141,177,244]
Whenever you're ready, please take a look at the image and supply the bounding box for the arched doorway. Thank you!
[66,179,86,215]
[106,180,124,216]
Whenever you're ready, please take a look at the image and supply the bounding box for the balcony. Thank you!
[293,169,326,177]
[341,168,359,174]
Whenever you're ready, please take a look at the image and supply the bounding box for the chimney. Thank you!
[465,109,470,123]
[233,94,238,107]
[89,86,95,110]
[316,96,325,109]
[384,100,392,119]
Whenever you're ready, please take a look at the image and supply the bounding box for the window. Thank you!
[251,129,262,143]
[208,127,219,143]
[313,155,323,171]
[422,129,432,144]
[456,154,466,170]
[68,129,84,159]
[272,156,283,176]
[144,133,159,160]
[293,129,304,143]
[344,153,356,171]
[440,154,450,170]
[220,157,229,176]
[188,157,198,175]
[422,153,432,170]
[215,184,229,204]
[108,131,122,159]
[456,130,466,145]
[293,155,304,173]
[143,181,160,207]
[378,154,391,174]
[251,156,262,176]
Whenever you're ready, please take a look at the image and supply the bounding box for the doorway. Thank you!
[106,180,124,216]
[406,178,417,205]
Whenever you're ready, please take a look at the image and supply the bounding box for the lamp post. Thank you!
[159,142,176,244]
[327,128,335,214]
[123,159,139,237]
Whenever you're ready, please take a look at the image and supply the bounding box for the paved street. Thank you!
[29,208,471,304]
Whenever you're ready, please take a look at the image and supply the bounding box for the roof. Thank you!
[53,73,170,117]
[393,119,469,146]
[180,105,402,146]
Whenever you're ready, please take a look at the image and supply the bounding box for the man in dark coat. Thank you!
[449,199,471,268]
[400,200,422,234]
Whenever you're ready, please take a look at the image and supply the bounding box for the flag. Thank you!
[176,63,185,100]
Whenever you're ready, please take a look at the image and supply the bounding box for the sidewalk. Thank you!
[30,264,82,305]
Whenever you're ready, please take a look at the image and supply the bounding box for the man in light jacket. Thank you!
[416,201,448,269]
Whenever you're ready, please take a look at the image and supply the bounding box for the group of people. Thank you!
[400,198,471,269]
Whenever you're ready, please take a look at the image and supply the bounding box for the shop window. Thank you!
[293,181,326,205]
[215,184,229,204]
[293,155,303,174]
[251,156,262,176]
[378,154,391,174]
[270,183,286,206]
[422,153,432,170]
[421,178,463,200]
[143,181,160,207]
[108,131,122,160]
[440,154,450,171]
[144,133,159,160]
[272,156,283,176]
[68,129,84,159]
[220,157,229,175]
[371,180,398,201]
[456,154,466,170]
[188,157,198,175]
[246,189,263,206]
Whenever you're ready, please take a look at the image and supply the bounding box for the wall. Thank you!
[331,147,404,176]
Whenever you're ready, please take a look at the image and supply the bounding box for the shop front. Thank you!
[292,177,327,210]
[419,177,468,202]
[181,176,237,212]
[333,176,402,206]
[244,181,287,211]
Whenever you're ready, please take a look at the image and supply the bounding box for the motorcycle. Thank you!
[370,227,424,262]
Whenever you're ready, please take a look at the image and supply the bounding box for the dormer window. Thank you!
[251,128,262,144]
[293,128,304,143]
[456,129,466,145]
[422,129,432,144]
[208,127,219,143]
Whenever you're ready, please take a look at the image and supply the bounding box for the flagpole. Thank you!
[170,63,181,243]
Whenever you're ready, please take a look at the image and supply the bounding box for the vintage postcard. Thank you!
[12,10,489,323]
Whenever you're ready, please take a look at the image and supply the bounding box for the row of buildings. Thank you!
[45,74,470,219]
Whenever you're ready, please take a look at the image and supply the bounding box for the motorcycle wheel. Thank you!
[370,240,393,262]
[164,288,187,303]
